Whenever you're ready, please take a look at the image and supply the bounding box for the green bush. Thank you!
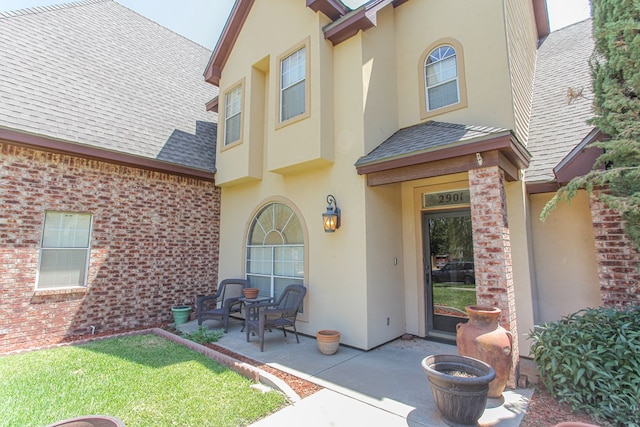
[182,326,224,344]
[529,306,640,427]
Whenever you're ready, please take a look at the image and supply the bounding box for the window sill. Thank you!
[33,287,88,297]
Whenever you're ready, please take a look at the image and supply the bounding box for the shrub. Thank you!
[182,326,224,344]
[529,306,640,427]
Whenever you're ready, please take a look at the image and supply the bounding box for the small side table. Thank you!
[239,296,272,332]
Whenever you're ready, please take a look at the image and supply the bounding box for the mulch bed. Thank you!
[520,386,606,427]
[204,342,323,399]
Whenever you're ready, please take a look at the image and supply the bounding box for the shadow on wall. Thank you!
[157,121,217,172]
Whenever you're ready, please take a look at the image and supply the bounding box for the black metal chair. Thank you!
[245,284,307,351]
[196,278,248,332]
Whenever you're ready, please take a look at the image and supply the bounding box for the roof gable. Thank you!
[0,0,218,175]
[204,0,407,86]
[205,0,549,86]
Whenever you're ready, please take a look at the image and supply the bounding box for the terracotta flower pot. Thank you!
[316,330,340,355]
[243,288,260,299]
[456,305,513,398]
[422,354,495,427]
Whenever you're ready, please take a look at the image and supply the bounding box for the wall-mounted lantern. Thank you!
[322,194,341,233]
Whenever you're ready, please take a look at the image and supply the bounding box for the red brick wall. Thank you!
[469,167,519,364]
[0,142,220,354]
[590,192,640,307]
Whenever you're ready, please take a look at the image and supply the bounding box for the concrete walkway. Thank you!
[177,318,532,427]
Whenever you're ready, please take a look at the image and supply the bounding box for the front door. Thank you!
[422,209,476,342]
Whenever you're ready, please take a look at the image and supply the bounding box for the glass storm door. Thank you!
[422,209,476,341]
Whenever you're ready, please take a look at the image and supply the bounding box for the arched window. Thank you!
[246,202,304,300]
[424,45,459,111]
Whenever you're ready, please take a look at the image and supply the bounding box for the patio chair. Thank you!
[245,284,307,351]
[196,278,248,332]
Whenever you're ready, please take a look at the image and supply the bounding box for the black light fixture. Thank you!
[322,194,341,233]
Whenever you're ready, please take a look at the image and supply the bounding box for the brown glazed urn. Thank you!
[456,305,513,398]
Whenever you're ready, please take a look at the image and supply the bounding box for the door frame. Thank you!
[422,208,473,343]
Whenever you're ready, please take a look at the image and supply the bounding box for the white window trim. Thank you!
[424,45,460,112]
[276,39,310,129]
[418,38,468,120]
[36,211,93,290]
[222,78,245,149]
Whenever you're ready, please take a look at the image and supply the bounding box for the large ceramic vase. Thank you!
[422,354,495,427]
[456,305,513,398]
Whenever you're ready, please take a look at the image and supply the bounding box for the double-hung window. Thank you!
[280,46,306,123]
[224,84,242,146]
[37,211,92,289]
[425,45,459,111]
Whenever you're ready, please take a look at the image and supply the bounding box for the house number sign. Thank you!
[423,190,470,209]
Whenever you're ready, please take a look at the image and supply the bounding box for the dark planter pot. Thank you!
[421,354,496,427]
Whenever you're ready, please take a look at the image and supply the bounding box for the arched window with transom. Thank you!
[246,202,304,300]
[424,45,459,111]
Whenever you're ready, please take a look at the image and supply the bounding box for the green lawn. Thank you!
[0,334,286,427]
[433,282,476,312]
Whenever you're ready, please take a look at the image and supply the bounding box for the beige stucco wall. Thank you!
[529,191,602,327]
[505,179,536,356]
[215,0,335,186]
[393,0,516,131]
[216,1,409,349]
[214,0,542,350]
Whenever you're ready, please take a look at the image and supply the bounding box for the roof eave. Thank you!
[553,128,605,184]
[526,181,560,194]
[532,0,550,39]
[356,131,530,175]
[306,0,350,21]
[0,127,216,181]
[204,0,255,87]
[323,0,408,46]
[206,96,219,113]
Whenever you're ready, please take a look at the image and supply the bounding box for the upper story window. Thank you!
[425,45,459,110]
[419,39,467,120]
[224,81,243,146]
[37,211,92,289]
[279,43,308,125]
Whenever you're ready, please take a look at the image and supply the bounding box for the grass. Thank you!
[0,334,287,427]
[433,282,476,312]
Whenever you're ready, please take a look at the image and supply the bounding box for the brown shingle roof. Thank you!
[525,19,595,183]
[355,121,511,167]
[0,0,218,172]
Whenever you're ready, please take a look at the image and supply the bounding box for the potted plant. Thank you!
[171,305,192,326]
[243,288,260,299]
[421,354,495,427]
[316,330,340,355]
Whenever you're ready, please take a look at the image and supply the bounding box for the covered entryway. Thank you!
[355,121,531,368]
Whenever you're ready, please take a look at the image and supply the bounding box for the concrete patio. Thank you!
[177,317,533,427]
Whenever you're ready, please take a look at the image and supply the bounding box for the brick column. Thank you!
[468,167,518,378]
[590,191,640,307]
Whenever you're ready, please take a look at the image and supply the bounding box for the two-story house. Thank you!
[204,0,640,374]
[204,0,546,365]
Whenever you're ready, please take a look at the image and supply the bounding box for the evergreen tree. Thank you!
[542,0,640,250]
